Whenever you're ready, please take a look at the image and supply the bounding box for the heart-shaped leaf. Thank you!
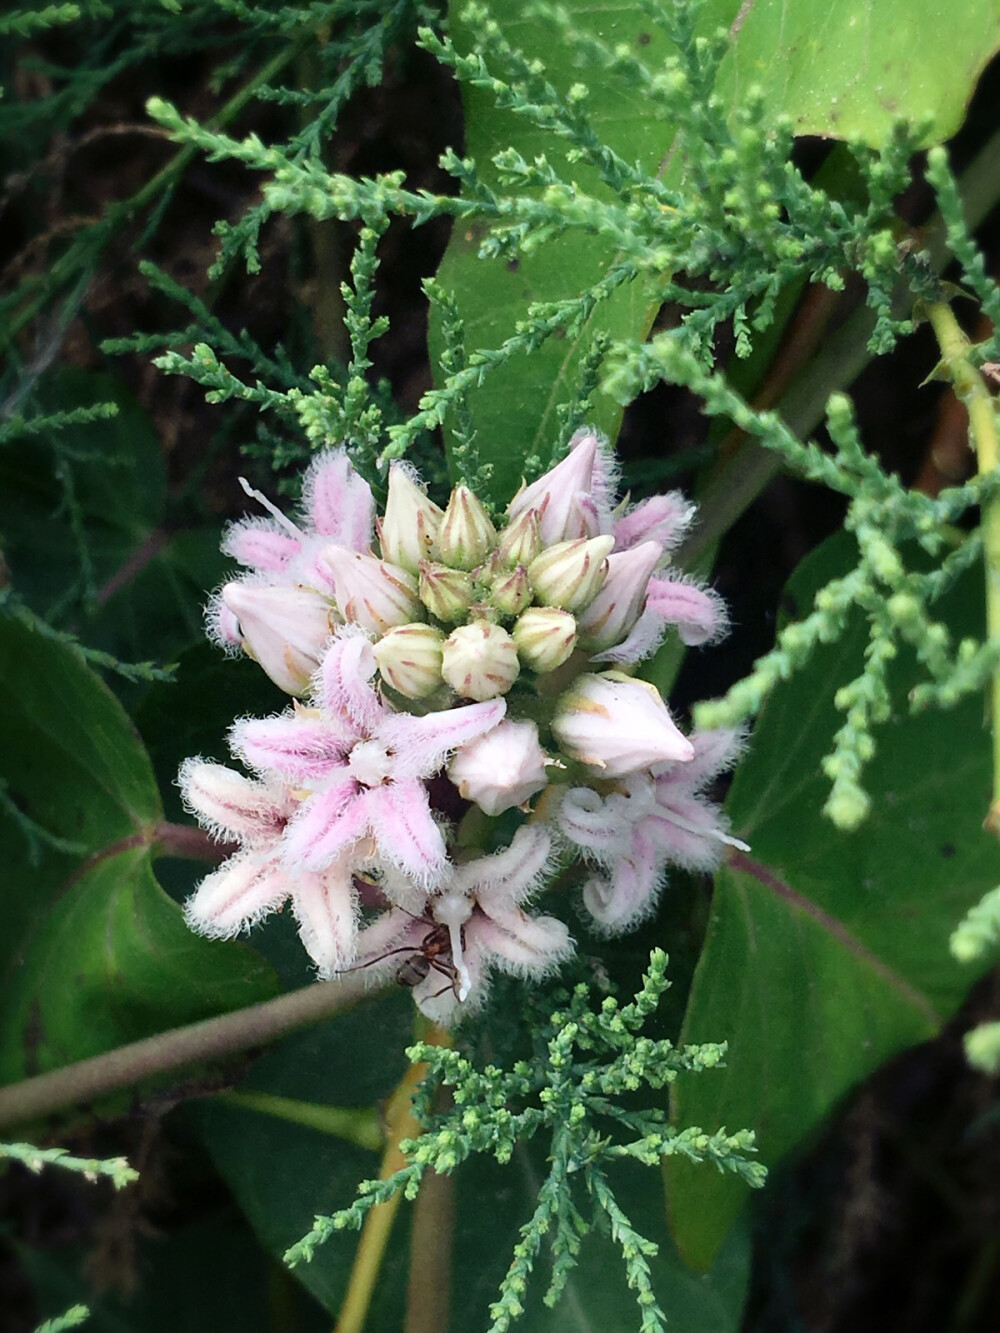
[666,532,1000,1267]
[0,605,276,1088]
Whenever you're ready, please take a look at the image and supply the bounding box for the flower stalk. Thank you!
[926,300,1000,826]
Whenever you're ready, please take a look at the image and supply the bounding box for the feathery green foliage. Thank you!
[286,951,765,1331]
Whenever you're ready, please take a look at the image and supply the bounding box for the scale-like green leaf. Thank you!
[666,532,1000,1268]
[0,606,276,1088]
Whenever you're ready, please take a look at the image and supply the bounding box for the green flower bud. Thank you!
[489,565,532,617]
[378,464,443,574]
[442,620,520,700]
[512,606,577,673]
[419,561,475,623]
[496,508,543,569]
[372,623,445,698]
[437,485,498,571]
[527,535,614,612]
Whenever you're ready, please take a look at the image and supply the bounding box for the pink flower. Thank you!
[178,758,366,974]
[555,728,748,931]
[447,719,550,815]
[551,672,694,776]
[592,575,729,664]
[222,449,375,585]
[209,450,376,692]
[611,492,695,553]
[354,825,571,1023]
[507,430,619,545]
[231,629,506,886]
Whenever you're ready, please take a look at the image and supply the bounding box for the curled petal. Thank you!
[184,851,292,938]
[645,576,729,646]
[451,824,554,909]
[474,907,574,976]
[178,759,292,843]
[316,630,385,736]
[612,493,695,553]
[291,861,360,975]
[303,448,376,548]
[557,786,633,857]
[366,779,448,886]
[581,828,663,932]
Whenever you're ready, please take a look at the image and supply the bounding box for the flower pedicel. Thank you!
[181,432,741,1022]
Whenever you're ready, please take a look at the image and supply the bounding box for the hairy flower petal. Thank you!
[184,851,293,937]
[365,779,449,884]
[303,448,376,547]
[379,696,507,781]
[291,860,360,975]
[178,759,292,843]
[231,712,354,782]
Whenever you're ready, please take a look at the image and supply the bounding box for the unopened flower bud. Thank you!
[512,606,577,673]
[552,671,694,776]
[577,541,662,651]
[378,464,444,574]
[442,621,520,700]
[373,623,445,698]
[219,580,336,694]
[448,719,549,814]
[489,565,532,617]
[528,535,614,612]
[321,546,423,636]
[419,561,475,622]
[496,508,543,569]
[507,431,604,544]
[437,485,498,571]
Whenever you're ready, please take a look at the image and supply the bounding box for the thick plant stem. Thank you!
[0,971,378,1131]
[405,1023,456,1333]
[335,1026,453,1333]
[926,301,1000,823]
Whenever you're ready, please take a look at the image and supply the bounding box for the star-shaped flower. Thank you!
[353,824,572,1024]
[232,629,506,887]
[178,759,368,974]
[556,728,748,931]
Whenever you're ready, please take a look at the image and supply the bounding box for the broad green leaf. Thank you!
[666,532,1000,1268]
[0,606,276,1088]
[704,0,1000,147]
[185,992,413,1315]
[432,1,999,497]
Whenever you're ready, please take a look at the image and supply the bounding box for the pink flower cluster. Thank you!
[180,433,742,1022]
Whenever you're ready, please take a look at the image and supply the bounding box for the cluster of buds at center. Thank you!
[367,468,625,705]
[185,431,739,1023]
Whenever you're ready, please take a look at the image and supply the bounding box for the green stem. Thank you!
[926,300,1000,817]
[216,1090,383,1152]
[0,970,380,1132]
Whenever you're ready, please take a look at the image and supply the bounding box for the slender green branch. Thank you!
[926,300,1000,818]
[0,971,381,1131]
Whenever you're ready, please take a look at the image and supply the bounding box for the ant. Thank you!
[345,905,466,1002]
